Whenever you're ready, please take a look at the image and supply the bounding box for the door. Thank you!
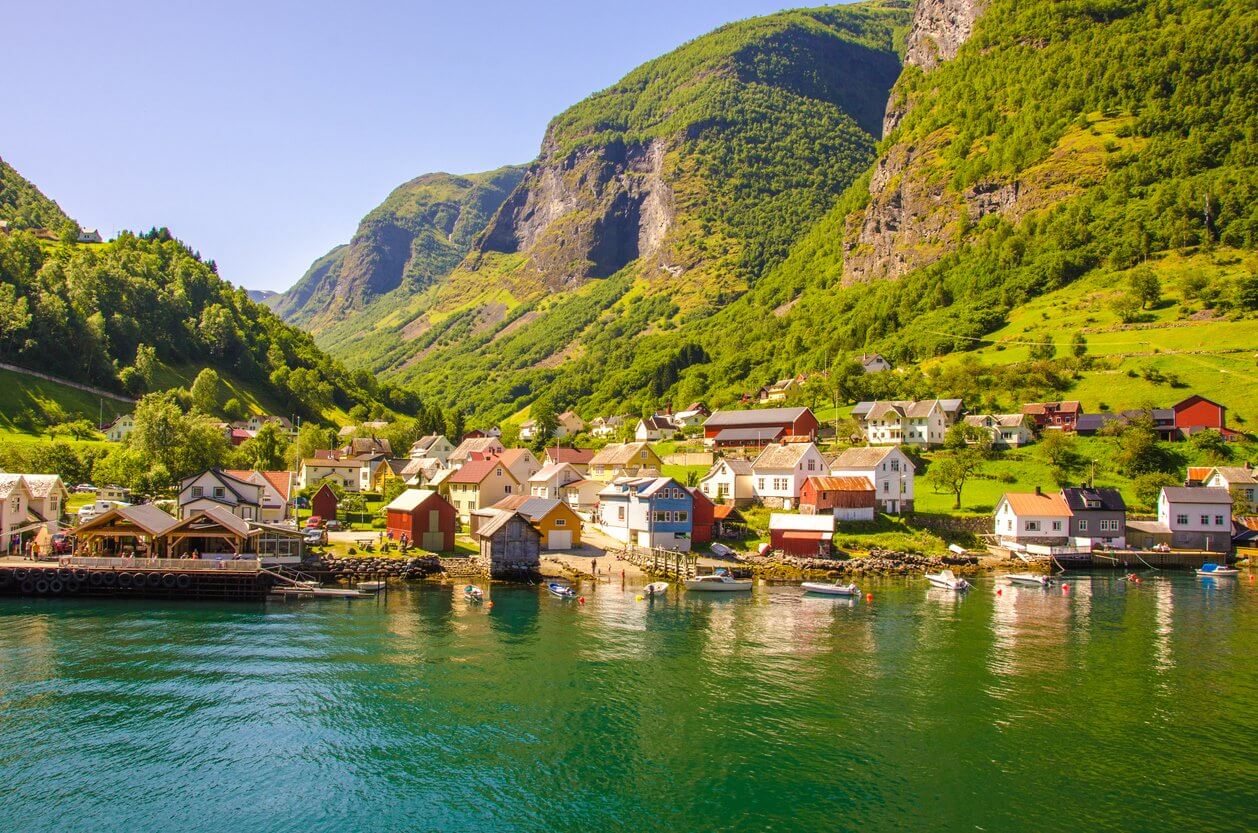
[548,530,572,550]
[421,531,445,551]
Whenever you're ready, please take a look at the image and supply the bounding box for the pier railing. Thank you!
[67,556,261,571]
[617,545,698,579]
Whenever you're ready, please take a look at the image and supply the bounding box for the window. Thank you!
[504,485,512,494]
[640,451,647,460]
[1215,515,1225,526]
[496,468,503,477]
[191,487,203,498]
[1200,515,1209,525]
[758,478,765,490]
[1176,514,1188,526]
[1025,521,1041,532]
[677,511,688,523]
[213,487,225,499]
[554,519,566,527]
[891,460,899,472]
[1051,521,1062,532]
[807,459,815,471]
[617,507,625,521]
[50,497,59,511]
[883,481,889,492]
[653,511,668,523]
[1078,520,1088,532]
[9,496,19,514]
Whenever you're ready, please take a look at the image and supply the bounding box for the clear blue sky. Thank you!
[2,0,820,292]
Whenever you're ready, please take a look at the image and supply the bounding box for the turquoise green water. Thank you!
[1,574,1255,832]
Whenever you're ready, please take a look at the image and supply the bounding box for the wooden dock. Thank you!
[616,546,698,580]
[0,558,273,602]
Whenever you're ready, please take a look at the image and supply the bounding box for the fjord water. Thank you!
[1,576,1254,833]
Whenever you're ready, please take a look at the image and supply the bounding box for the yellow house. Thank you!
[477,495,583,550]
[443,458,522,522]
[369,459,409,493]
[586,442,664,482]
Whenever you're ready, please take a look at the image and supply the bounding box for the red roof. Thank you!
[712,504,743,521]
[806,476,874,492]
[447,458,512,485]
[545,447,595,465]
[224,470,293,501]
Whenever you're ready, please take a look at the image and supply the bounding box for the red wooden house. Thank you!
[703,407,820,447]
[310,483,339,522]
[1021,401,1083,432]
[384,489,456,551]
[686,487,714,544]
[799,476,876,521]
[1172,395,1237,439]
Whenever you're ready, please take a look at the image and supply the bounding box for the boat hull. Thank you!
[1005,574,1052,587]
[801,582,859,596]
[684,579,752,592]
[1196,568,1239,577]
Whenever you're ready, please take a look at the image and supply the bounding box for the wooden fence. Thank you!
[617,545,698,579]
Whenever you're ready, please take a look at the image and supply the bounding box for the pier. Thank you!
[0,557,273,602]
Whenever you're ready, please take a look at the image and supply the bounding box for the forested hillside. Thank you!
[0,156,76,237]
[293,0,1253,426]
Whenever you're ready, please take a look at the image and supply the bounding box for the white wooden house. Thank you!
[698,459,755,506]
[829,446,915,513]
[750,442,828,509]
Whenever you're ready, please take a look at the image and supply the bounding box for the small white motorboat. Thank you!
[464,585,485,601]
[1196,562,1239,578]
[801,581,860,596]
[925,569,970,591]
[547,582,578,599]
[684,574,753,592]
[1004,573,1054,588]
[356,580,386,592]
[643,581,669,597]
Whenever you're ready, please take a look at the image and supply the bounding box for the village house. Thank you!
[520,411,585,442]
[1204,465,1257,513]
[672,402,710,428]
[1171,395,1238,440]
[759,376,802,403]
[367,459,412,493]
[769,513,834,558]
[497,448,543,487]
[561,478,603,515]
[799,476,876,521]
[528,462,584,500]
[462,427,501,440]
[543,447,595,471]
[20,474,68,534]
[860,352,892,374]
[475,495,582,550]
[1184,466,1214,486]
[587,442,664,482]
[1075,408,1178,439]
[383,489,456,551]
[750,442,828,509]
[963,413,1035,448]
[104,413,135,442]
[829,445,915,514]
[178,469,264,521]
[698,458,756,506]
[233,414,295,435]
[473,510,541,576]
[1157,486,1233,552]
[409,434,455,464]
[597,476,694,551]
[994,489,1072,549]
[635,414,675,442]
[77,227,103,243]
[1022,401,1083,432]
[299,458,363,492]
[852,399,963,448]
[687,487,714,544]
[0,475,35,553]
[356,455,391,492]
[703,407,819,448]
[448,436,506,466]
[341,436,393,458]
[589,416,626,439]
[400,457,444,487]
[1061,486,1126,549]
[443,458,521,523]
[309,483,339,522]
[224,470,293,523]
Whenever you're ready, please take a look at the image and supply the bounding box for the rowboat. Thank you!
[547,582,578,599]
[356,580,386,592]
[643,581,669,597]
[925,570,970,591]
[801,581,860,596]
[1196,562,1239,578]
[1004,573,1053,588]
[684,574,753,592]
[464,585,484,601]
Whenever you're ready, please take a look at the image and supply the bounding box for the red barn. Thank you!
[310,483,339,522]
[703,407,820,446]
[686,487,714,544]
[384,489,456,551]
[1172,395,1230,437]
[800,476,876,521]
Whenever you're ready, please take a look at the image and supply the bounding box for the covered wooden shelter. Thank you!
[75,504,179,558]
[165,506,254,559]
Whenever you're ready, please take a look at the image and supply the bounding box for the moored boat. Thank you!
[801,581,860,596]
[1196,562,1239,578]
[684,574,752,592]
[644,581,669,597]
[464,585,484,601]
[547,582,578,599]
[1004,573,1053,588]
[925,569,970,591]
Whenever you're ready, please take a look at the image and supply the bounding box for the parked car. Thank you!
[74,484,97,494]
[324,520,342,532]
[305,515,323,529]
[51,533,74,555]
[302,528,327,546]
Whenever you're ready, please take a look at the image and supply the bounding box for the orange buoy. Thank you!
[1062,584,1070,592]
[578,596,586,604]
[486,601,494,608]
[997,588,1003,595]
[865,593,873,602]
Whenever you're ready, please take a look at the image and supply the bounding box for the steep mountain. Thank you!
[247,288,279,304]
[307,1,911,400]
[273,166,525,328]
[303,0,1254,425]
[0,162,408,427]
[0,156,76,235]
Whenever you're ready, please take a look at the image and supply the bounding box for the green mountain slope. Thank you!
[273,166,526,328]
[0,156,76,235]
[307,1,911,402]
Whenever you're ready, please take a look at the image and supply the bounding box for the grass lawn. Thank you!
[0,368,128,436]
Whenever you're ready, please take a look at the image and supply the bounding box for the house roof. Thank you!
[450,437,503,459]
[640,414,674,431]
[410,434,448,452]
[589,442,656,467]
[544,447,594,465]
[21,474,66,499]
[182,469,261,507]
[1186,466,1214,482]
[170,505,253,538]
[1022,401,1082,415]
[712,504,744,521]
[489,495,569,522]
[830,446,897,470]
[703,459,754,480]
[1173,395,1225,413]
[964,414,1028,429]
[383,489,441,513]
[805,475,875,492]
[1061,487,1126,513]
[447,458,516,485]
[529,462,578,483]
[769,513,835,533]
[302,458,361,469]
[861,352,888,367]
[704,407,811,428]
[474,509,537,540]
[999,492,1072,517]
[753,442,816,470]
[497,448,536,468]
[1161,486,1233,504]
[224,470,293,502]
[855,399,962,419]
[713,426,786,443]
[1211,466,1258,485]
[78,503,179,536]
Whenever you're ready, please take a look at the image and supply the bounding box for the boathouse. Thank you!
[383,489,456,551]
[310,483,339,522]
[75,504,180,558]
[473,510,540,576]
[769,513,834,558]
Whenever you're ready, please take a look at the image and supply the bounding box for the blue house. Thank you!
[597,477,694,551]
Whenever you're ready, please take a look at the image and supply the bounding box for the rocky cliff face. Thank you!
[844,0,992,286]
[475,137,673,289]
